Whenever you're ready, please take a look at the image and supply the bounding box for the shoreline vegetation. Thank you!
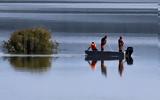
[2,27,58,54]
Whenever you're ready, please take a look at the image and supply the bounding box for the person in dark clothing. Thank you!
[118,36,124,52]
[101,35,107,51]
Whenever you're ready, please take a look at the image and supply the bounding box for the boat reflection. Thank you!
[86,55,133,77]
[8,57,52,73]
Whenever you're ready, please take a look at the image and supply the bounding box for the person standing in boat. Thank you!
[88,42,98,51]
[101,35,107,51]
[118,36,124,52]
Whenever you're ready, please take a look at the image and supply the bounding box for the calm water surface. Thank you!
[0,2,160,100]
[0,33,159,100]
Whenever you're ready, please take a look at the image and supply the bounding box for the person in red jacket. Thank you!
[88,42,97,51]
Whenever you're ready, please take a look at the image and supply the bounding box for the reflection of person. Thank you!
[118,60,124,77]
[101,60,107,77]
[118,36,124,52]
[101,35,107,51]
[88,60,97,70]
[88,42,98,51]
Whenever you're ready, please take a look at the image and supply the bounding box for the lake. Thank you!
[0,2,160,100]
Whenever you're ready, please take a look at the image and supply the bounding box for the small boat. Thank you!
[85,50,124,61]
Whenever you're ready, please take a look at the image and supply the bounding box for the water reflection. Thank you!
[118,56,133,77]
[126,56,133,65]
[8,57,52,73]
[88,60,97,70]
[100,60,107,77]
[86,56,133,77]
[118,59,124,77]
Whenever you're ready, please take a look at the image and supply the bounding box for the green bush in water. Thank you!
[3,27,58,54]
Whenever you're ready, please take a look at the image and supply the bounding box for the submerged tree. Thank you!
[3,27,58,54]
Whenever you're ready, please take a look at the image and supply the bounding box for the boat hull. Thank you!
[85,50,124,61]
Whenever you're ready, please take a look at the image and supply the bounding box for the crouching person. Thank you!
[88,42,98,51]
